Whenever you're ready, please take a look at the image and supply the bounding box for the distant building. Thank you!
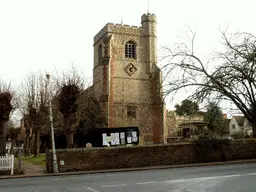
[229,116,252,137]
[166,112,231,140]
[166,112,208,139]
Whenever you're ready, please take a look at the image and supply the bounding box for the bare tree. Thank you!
[19,73,37,156]
[0,78,14,155]
[161,30,256,137]
[19,72,50,156]
[34,73,51,156]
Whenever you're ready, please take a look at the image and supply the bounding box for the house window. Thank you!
[98,44,102,61]
[232,124,235,129]
[127,106,137,118]
[125,41,136,59]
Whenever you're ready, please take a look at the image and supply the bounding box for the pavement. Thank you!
[1,162,256,191]
[1,158,256,180]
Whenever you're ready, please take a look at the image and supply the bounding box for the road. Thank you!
[1,163,256,192]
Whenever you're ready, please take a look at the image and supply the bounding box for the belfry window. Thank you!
[125,41,136,59]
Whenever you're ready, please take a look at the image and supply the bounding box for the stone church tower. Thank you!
[92,13,167,144]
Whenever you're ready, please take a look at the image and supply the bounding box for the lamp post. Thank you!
[46,74,58,173]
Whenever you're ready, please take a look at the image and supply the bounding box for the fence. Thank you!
[0,155,14,175]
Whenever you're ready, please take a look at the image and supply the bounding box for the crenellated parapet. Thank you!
[94,23,143,44]
[141,13,157,23]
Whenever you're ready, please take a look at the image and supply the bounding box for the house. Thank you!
[243,118,253,136]
[229,116,245,136]
[6,118,26,152]
[229,115,252,137]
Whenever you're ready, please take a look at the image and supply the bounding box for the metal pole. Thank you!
[162,101,165,143]
[46,74,59,173]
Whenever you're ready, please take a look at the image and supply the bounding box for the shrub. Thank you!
[193,137,231,161]
[232,133,245,139]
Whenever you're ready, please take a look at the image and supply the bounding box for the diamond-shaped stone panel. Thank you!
[124,63,137,76]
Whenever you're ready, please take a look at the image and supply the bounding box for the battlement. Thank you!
[141,13,156,23]
[93,13,156,44]
[94,22,142,43]
[111,23,141,29]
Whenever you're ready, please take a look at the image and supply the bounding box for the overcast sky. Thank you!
[0,0,255,110]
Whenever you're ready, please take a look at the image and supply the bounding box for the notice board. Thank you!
[85,127,139,147]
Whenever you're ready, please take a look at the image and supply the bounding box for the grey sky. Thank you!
[0,0,255,110]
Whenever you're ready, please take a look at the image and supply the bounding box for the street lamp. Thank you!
[46,74,59,174]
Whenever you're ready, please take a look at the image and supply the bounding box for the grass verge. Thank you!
[22,153,46,167]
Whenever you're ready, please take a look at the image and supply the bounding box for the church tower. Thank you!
[92,13,166,144]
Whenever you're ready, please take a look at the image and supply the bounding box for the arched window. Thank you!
[98,44,102,61]
[125,41,136,59]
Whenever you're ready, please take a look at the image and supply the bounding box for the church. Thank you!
[91,12,168,144]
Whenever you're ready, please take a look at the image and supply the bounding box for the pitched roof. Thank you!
[233,116,245,126]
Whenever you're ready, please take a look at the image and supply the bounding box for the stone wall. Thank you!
[166,111,177,137]
[46,139,256,173]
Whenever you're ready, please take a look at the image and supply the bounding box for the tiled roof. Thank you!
[233,116,245,126]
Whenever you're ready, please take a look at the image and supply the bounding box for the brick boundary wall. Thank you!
[46,139,256,173]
